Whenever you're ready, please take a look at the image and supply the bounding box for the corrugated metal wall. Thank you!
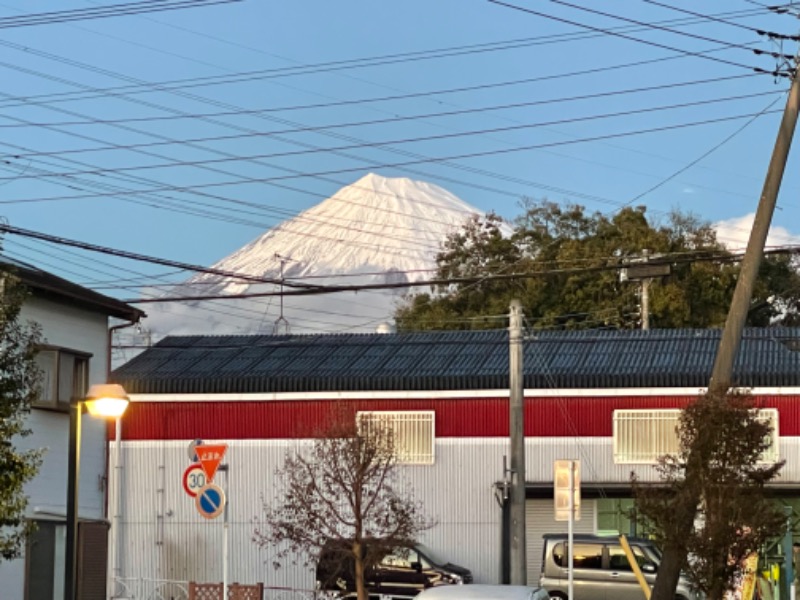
[113,437,800,589]
[115,439,507,589]
[526,499,596,586]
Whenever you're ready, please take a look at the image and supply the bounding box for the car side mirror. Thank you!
[641,563,657,574]
[411,561,423,572]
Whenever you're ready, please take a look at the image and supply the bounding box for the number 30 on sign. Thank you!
[183,463,206,497]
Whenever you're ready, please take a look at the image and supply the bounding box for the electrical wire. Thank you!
[546,0,793,60]
[487,0,783,75]
[6,83,775,163]
[0,5,775,109]
[621,93,786,208]
[641,0,799,40]
[2,90,780,179]
[3,221,798,302]
[1,107,784,205]
[0,0,241,29]
[0,223,324,289]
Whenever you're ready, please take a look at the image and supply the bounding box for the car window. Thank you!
[416,543,447,566]
[382,553,413,568]
[553,543,603,569]
[608,545,657,572]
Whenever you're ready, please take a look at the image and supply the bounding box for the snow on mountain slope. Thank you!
[141,173,484,338]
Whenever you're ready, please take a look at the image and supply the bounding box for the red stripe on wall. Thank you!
[117,394,800,441]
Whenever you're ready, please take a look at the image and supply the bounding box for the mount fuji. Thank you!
[141,173,483,338]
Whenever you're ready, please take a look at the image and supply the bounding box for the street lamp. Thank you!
[65,384,129,600]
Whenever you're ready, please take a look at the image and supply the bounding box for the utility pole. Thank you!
[272,253,291,335]
[708,70,800,393]
[509,300,527,585]
[620,250,669,330]
[650,58,800,600]
[641,279,652,331]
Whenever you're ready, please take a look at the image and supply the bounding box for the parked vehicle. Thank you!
[417,584,550,600]
[316,539,473,598]
[538,534,699,600]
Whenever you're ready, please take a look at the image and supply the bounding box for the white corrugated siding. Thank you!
[115,439,508,589]
[113,436,800,590]
[525,499,596,586]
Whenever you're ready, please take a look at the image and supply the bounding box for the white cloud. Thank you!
[713,212,800,250]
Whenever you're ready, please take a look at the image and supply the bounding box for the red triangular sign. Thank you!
[196,444,227,483]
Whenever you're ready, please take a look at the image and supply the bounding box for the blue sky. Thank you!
[1,0,799,299]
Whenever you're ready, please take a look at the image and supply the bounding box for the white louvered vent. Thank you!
[613,408,779,464]
[357,411,435,465]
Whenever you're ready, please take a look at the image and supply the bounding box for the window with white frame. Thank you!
[33,347,91,412]
[357,411,435,465]
[613,408,779,464]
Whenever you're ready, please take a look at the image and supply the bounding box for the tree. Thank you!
[395,200,800,331]
[253,410,432,600]
[0,270,43,561]
[632,392,786,600]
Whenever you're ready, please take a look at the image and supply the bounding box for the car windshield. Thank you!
[415,543,447,566]
[640,544,663,564]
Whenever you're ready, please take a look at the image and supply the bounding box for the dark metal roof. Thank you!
[2,256,145,321]
[111,328,800,394]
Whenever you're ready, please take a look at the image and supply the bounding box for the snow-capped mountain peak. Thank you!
[141,173,484,337]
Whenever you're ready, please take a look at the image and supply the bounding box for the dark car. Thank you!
[316,539,473,598]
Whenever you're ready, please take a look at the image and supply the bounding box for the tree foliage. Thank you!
[0,271,43,561]
[253,410,432,600]
[632,392,785,600]
[395,200,800,330]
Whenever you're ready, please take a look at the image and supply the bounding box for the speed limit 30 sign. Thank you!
[182,463,207,497]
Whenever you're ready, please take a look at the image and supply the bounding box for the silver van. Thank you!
[538,534,698,600]
[417,584,550,600]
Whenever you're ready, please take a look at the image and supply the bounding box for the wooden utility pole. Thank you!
[509,300,527,585]
[650,62,800,600]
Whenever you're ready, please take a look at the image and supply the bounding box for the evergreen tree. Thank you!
[0,270,43,561]
[395,200,800,330]
[633,392,785,600]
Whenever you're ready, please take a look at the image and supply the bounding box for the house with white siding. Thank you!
[0,258,143,600]
[109,328,800,598]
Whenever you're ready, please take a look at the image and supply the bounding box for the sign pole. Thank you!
[222,465,229,598]
[568,461,574,600]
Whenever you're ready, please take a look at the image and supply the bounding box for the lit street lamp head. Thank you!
[83,383,130,418]
[66,382,129,599]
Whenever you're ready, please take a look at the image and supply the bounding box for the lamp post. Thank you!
[65,383,129,600]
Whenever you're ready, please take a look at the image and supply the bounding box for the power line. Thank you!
[0,54,538,234]
[0,0,241,29]
[2,89,781,180]
[3,220,798,302]
[547,0,794,60]
[487,0,786,76]
[121,245,800,303]
[4,1,792,292]
[0,16,782,243]
[5,77,767,161]
[640,0,800,41]
[0,223,323,290]
[0,108,784,205]
[621,93,786,207]
[0,6,774,109]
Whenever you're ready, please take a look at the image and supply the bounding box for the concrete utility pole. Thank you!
[509,300,527,585]
[650,59,800,600]
[620,250,670,330]
[709,69,800,394]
